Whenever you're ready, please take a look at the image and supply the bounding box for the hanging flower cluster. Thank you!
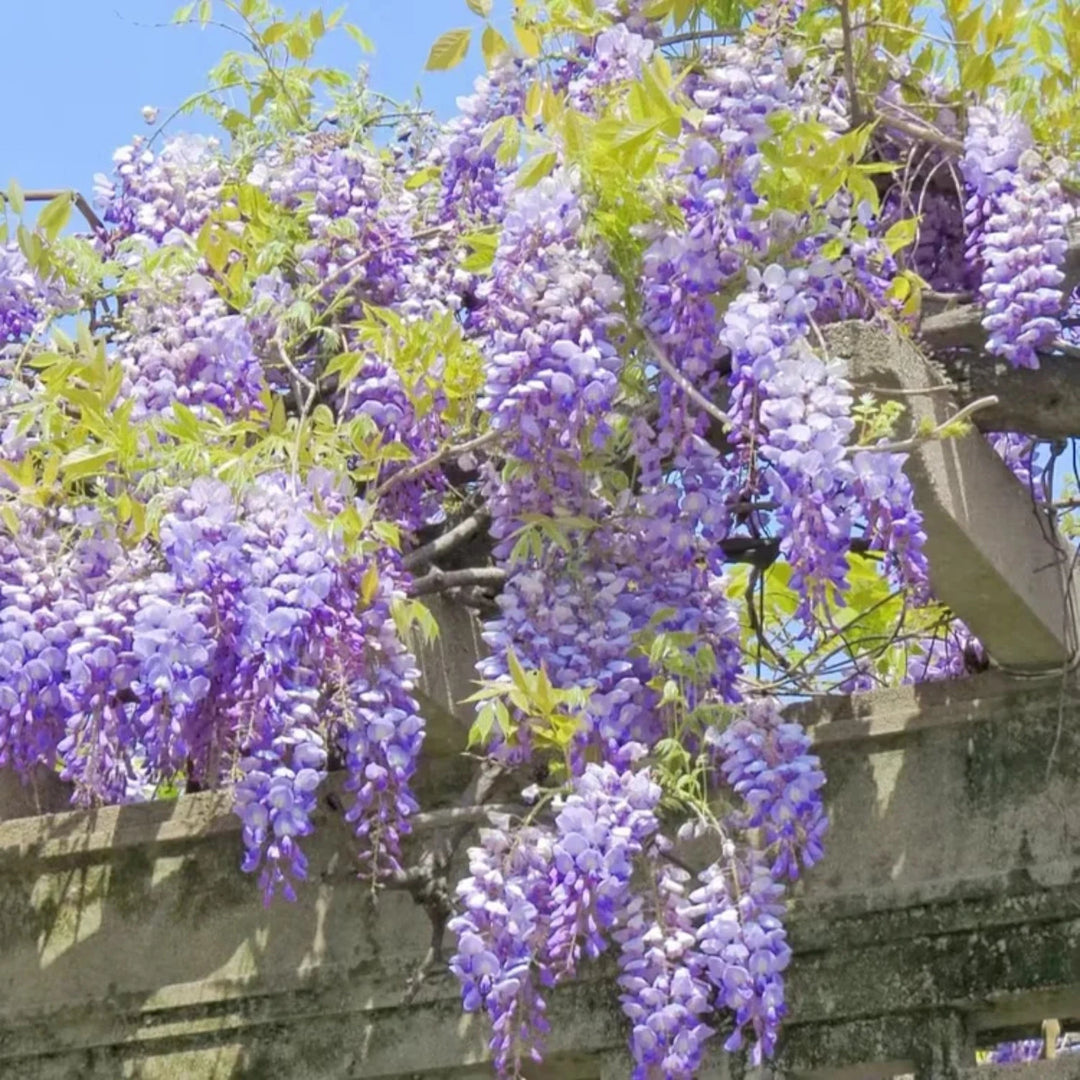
[0,0,1073,1074]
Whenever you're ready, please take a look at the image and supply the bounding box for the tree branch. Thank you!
[643,330,731,431]
[408,801,520,834]
[385,761,510,999]
[403,512,489,572]
[839,0,863,127]
[405,537,879,594]
[20,189,106,235]
[848,394,999,455]
[657,27,741,47]
[408,566,507,597]
[877,112,965,156]
[375,430,500,500]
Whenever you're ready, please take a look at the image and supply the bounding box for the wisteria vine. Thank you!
[1,0,1077,1074]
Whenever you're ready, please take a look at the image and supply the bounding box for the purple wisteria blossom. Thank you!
[962,96,1073,369]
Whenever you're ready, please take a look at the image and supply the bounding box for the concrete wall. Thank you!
[0,671,1079,1078]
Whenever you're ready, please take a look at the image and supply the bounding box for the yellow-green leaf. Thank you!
[405,165,441,190]
[426,28,472,70]
[883,216,919,255]
[261,21,289,44]
[525,79,543,118]
[495,120,521,166]
[482,24,510,67]
[517,151,558,188]
[507,649,530,695]
[514,23,542,58]
[61,447,114,482]
[361,561,379,606]
[6,179,24,216]
[269,395,287,435]
[466,0,493,14]
[0,504,19,536]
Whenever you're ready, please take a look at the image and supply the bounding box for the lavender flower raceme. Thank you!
[961,96,1074,369]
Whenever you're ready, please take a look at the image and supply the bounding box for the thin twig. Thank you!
[1049,338,1080,360]
[403,915,447,1004]
[643,330,730,432]
[859,384,959,396]
[273,325,317,394]
[375,429,500,499]
[657,27,741,47]
[18,189,105,235]
[408,802,521,833]
[838,0,862,127]
[923,289,974,304]
[389,762,509,999]
[323,222,455,291]
[849,395,999,455]
[851,17,963,47]
[409,566,507,597]
[745,564,792,673]
[876,110,965,156]
[403,512,489,572]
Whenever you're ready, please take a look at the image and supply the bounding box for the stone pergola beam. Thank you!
[878,223,1080,440]
[863,224,1080,440]
[918,309,1080,440]
[824,321,1080,672]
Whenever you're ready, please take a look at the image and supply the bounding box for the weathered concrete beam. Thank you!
[1,673,1079,1078]
[970,1061,1080,1080]
[917,311,1080,440]
[825,321,1080,672]
[914,223,1080,440]
[408,594,485,754]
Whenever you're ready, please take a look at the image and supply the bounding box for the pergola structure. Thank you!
[3,244,1080,1077]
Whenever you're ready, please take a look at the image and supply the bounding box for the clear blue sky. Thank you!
[0,1,505,196]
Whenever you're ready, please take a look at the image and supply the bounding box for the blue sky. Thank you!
[0,1,504,197]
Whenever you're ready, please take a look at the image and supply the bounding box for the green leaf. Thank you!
[6,179,24,216]
[269,395,287,435]
[198,0,212,26]
[344,23,374,51]
[821,236,845,260]
[495,121,521,166]
[466,0,493,14]
[261,21,290,44]
[404,165,441,190]
[469,703,497,747]
[517,151,558,188]
[507,648,530,695]
[287,29,313,60]
[172,1,195,22]
[76,320,95,357]
[425,28,472,71]
[372,519,401,548]
[38,193,72,241]
[481,24,510,67]
[0,504,19,536]
[883,216,919,255]
[460,229,499,273]
[61,447,114,482]
[514,23,541,58]
[361,561,379,606]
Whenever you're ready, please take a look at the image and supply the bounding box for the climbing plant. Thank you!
[2,0,1078,1071]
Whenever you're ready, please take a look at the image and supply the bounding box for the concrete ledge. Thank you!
[825,321,1079,672]
[0,673,1079,1077]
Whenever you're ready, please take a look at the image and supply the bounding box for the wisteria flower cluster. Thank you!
[961,96,1074,369]
[0,0,1074,1073]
